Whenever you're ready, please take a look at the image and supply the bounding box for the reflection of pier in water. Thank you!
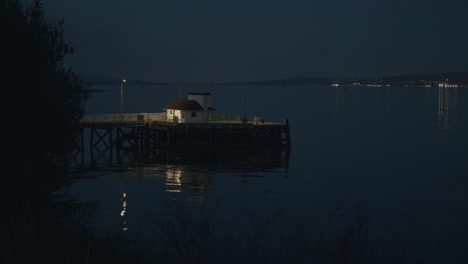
[70,130,290,171]
[69,129,290,203]
[70,108,291,205]
[438,87,458,141]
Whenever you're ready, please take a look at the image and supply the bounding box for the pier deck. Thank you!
[79,119,286,128]
[79,117,290,152]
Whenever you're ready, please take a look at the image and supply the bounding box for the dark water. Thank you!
[68,84,468,262]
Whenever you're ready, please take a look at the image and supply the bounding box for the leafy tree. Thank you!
[1,0,88,187]
[1,1,90,263]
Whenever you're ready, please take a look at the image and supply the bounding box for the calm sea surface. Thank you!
[67,84,468,263]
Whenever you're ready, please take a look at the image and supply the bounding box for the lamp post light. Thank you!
[120,79,126,120]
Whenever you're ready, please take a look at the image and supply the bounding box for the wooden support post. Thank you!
[108,128,113,165]
[116,127,121,162]
[89,128,95,165]
[151,130,158,157]
[209,125,213,149]
[166,127,171,145]
[283,119,291,148]
[133,128,139,152]
[80,128,84,167]
[120,128,134,148]
[143,126,150,156]
[139,128,144,156]
[228,125,233,150]
[93,128,110,150]
[253,125,257,146]
[185,126,189,150]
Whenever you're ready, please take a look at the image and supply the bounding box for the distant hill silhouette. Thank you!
[246,71,468,86]
[382,71,468,86]
[82,71,468,87]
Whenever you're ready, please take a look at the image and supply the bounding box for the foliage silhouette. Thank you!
[2,0,88,181]
[1,0,91,263]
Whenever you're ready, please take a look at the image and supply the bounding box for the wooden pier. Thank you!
[78,119,291,154]
[75,118,291,166]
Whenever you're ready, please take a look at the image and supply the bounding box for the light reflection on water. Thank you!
[68,85,468,263]
[141,165,211,203]
[438,87,458,141]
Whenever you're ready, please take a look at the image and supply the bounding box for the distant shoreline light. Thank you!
[439,83,458,88]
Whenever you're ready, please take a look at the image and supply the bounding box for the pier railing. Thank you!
[209,113,266,123]
[81,112,285,127]
[81,113,167,122]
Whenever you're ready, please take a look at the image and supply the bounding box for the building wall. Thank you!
[166,93,212,123]
[166,109,181,123]
[166,109,207,123]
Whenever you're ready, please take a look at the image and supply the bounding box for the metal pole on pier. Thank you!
[120,79,126,120]
[244,86,247,119]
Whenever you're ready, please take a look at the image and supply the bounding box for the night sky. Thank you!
[42,0,468,83]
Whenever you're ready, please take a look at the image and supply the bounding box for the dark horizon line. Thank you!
[82,70,468,86]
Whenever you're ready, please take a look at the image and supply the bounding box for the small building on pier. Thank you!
[164,92,216,123]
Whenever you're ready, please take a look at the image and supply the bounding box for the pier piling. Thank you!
[76,120,291,165]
